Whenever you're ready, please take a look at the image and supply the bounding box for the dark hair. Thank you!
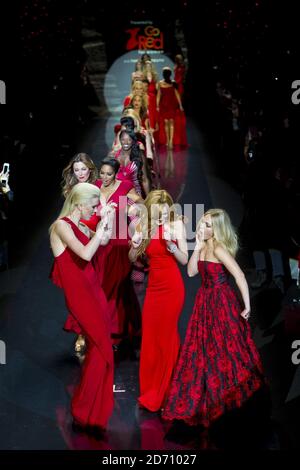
[162,67,172,84]
[141,53,151,63]
[119,116,146,151]
[119,129,143,176]
[120,116,135,131]
[99,157,120,175]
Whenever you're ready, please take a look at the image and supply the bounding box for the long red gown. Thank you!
[147,79,157,130]
[50,217,114,429]
[157,84,187,147]
[93,180,141,343]
[174,64,185,97]
[138,225,185,411]
[162,260,266,427]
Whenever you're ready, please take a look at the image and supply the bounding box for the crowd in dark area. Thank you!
[0,0,300,292]
[185,0,300,294]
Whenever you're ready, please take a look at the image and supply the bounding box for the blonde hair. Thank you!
[49,182,100,234]
[135,189,176,257]
[143,60,158,82]
[121,107,141,131]
[198,208,238,257]
[130,93,148,121]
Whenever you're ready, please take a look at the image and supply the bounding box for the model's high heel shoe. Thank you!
[75,334,86,353]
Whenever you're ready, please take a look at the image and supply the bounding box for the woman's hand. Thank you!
[163,224,174,247]
[163,227,172,242]
[131,231,143,249]
[100,202,117,218]
[195,226,204,249]
[96,203,116,241]
[240,308,251,321]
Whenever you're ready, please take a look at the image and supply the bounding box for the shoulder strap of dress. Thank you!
[60,217,77,230]
[60,217,89,240]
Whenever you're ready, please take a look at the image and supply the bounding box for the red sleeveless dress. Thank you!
[50,217,113,429]
[147,79,157,130]
[115,149,142,196]
[162,260,266,427]
[174,64,185,97]
[159,85,179,120]
[138,225,185,411]
[157,85,187,147]
[93,181,141,343]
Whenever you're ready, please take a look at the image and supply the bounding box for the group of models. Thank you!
[48,55,267,439]
[49,185,266,435]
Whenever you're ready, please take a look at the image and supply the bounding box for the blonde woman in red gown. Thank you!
[162,209,266,428]
[129,190,188,411]
[61,153,103,353]
[131,59,145,83]
[49,182,115,433]
[143,60,158,132]
[174,54,186,98]
[61,152,105,353]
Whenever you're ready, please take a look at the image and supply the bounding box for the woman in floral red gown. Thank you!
[129,190,188,412]
[162,208,266,428]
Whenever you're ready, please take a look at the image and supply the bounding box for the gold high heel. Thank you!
[75,334,86,353]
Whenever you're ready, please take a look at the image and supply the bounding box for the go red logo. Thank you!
[126,25,164,51]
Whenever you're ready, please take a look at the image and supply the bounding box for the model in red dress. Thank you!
[93,158,142,346]
[162,209,267,428]
[61,152,102,232]
[143,60,158,131]
[129,190,188,411]
[49,182,115,431]
[156,67,187,148]
[174,54,186,98]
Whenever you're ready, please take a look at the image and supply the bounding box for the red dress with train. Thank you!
[93,180,141,343]
[50,217,113,429]
[147,79,157,130]
[158,85,179,120]
[162,260,266,427]
[157,84,187,147]
[138,225,185,411]
[174,64,185,97]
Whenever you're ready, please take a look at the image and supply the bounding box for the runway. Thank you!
[0,114,299,450]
